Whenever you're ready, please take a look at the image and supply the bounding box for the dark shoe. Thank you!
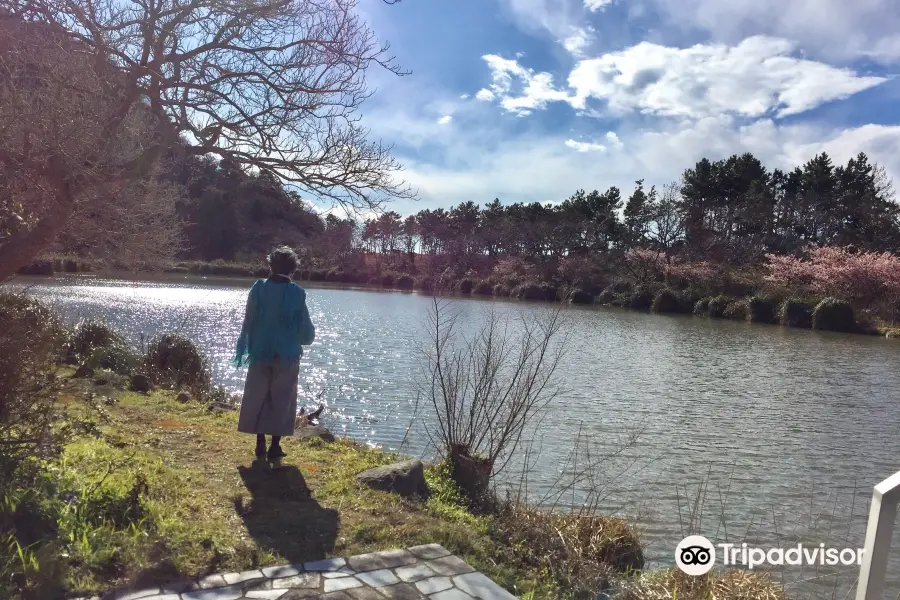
[267,446,286,460]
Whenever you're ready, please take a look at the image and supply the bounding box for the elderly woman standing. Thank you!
[234,246,315,460]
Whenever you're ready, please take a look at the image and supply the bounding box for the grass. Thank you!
[13,370,589,599]
[613,568,787,600]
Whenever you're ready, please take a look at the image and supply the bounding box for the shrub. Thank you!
[145,333,211,396]
[707,295,732,318]
[72,319,122,359]
[747,296,777,324]
[812,297,855,332]
[693,297,711,316]
[778,299,813,328]
[309,270,327,281]
[628,286,654,311]
[723,299,749,320]
[610,280,632,294]
[63,259,78,273]
[395,274,415,290]
[458,279,475,295]
[16,260,54,276]
[473,280,493,296]
[380,273,395,287]
[87,343,141,376]
[569,289,594,304]
[512,283,542,301]
[540,283,559,302]
[416,277,436,294]
[651,289,680,314]
[0,294,64,474]
[492,283,510,298]
[596,288,617,305]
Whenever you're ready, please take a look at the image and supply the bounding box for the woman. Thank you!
[233,246,315,460]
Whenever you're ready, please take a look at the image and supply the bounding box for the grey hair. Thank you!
[266,246,299,277]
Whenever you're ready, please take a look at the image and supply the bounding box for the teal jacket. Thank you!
[233,278,315,367]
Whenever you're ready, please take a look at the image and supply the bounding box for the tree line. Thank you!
[115,150,900,281]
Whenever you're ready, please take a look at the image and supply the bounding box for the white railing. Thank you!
[856,470,900,600]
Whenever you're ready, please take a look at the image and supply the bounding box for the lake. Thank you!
[7,274,900,599]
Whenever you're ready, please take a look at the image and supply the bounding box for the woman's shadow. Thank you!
[235,459,340,564]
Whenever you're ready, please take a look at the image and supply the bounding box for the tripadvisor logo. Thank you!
[676,535,715,576]
[675,535,865,576]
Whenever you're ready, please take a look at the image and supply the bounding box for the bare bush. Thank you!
[419,297,567,502]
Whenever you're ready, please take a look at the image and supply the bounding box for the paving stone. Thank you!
[407,545,450,561]
[280,590,321,600]
[356,569,400,587]
[346,586,387,600]
[305,557,347,572]
[222,569,265,585]
[196,575,228,589]
[160,578,198,593]
[429,589,474,600]
[113,589,161,600]
[323,571,352,579]
[272,573,321,589]
[320,592,355,600]
[181,585,245,600]
[395,564,437,583]
[324,577,364,592]
[348,549,417,572]
[245,591,288,599]
[415,577,453,595]
[453,573,518,600]
[139,595,180,600]
[262,564,305,579]
[244,579,273,591]
[111,588,163,600]
[423,556,474,577]
[377,583,426,600]
[339,566,358,575]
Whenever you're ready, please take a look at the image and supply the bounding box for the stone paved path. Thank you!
[87,545,519,600]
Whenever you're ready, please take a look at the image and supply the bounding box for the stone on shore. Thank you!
[355,460,429,499]
[129,374,151,393]
[296,425,336,443]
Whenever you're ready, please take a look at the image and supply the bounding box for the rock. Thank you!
[93,378,109,386]
[129,374,151,393]
[176,391,192,403]
[887,330,900,339]
[295,425,335,443]
[73,365,94,379]
[355,460,429,499]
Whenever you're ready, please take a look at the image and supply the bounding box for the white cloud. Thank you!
[437,115,453,125]
[605,131,623,147]
[645,0,900,62]
[478,37,886,120]
[584,0,614,11]
[565,139,608,152]
[475,89,495,101]
[460,93,470,100]
[562,27,594,57]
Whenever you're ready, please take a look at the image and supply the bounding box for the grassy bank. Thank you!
[5,368,641,600]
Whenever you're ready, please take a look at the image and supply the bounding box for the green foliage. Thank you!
[778,299,813,329]
[473,280,494,296]
[707,295,732,318]
[723,299,749,320]
[747,296,777,324]
[812,297,856,332]
[73,319,122,359]
[423,462,481,527]
[651,289,680,314]
[693,297,711,316]
[627,286,653,310]
[395,274,415,290]
[87,343,141,376]
[145,333,211,396]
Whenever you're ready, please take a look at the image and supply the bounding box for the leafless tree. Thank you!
[419,297,568,501]
[646,183,686,259]
[0,0,412,281]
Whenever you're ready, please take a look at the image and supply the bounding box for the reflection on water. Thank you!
[8,274,900,598]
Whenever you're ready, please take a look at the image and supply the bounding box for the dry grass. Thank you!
[614,568,788,600]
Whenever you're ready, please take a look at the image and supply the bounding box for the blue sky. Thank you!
[355,0,900,215]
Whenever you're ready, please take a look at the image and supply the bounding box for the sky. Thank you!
[355,0,900,215]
